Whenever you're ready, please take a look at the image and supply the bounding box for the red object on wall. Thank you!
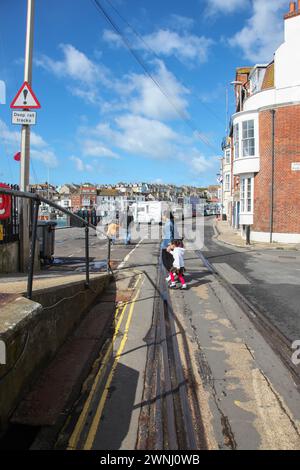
[0,183,12,220]
[14,152,21,162]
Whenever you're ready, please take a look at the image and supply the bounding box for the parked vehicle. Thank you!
[132,201,162,224]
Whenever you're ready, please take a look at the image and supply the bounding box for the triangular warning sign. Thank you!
[10,82,41,109]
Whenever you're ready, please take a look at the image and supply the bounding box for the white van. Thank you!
[132,202,162,224]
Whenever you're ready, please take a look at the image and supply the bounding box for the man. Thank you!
[126,206,134,245]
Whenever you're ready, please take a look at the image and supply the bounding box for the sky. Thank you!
[0,0,288,187]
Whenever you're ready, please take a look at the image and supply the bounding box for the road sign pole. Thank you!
[20,0,35,272]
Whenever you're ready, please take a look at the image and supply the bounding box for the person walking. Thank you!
[107,218,119,244]
[126,206,134,245]
[167,240,187,290]
[161,210,178,274]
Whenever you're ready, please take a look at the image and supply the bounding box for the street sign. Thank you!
[291,162,300,171]
[12,110,36,125]
[10,81,41,109]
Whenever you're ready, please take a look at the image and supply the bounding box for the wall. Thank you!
[0,274,111,433]
[0,241,19,273]
[253,105,300,235]
[275,13,300,90]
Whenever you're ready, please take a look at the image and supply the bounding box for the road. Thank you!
[2,220,300,450]
[203,217,300,343]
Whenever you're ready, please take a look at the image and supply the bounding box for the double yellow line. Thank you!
[68,274,143,450]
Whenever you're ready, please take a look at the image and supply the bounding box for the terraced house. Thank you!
[223,1,300,243]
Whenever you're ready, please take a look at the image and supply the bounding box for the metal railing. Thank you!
[0,184,20,245]
[0,187,113,300]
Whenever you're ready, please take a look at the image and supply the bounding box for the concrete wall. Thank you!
[0,241,19,273]
[0,274,111,433]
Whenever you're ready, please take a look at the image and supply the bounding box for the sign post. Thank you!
[13,0,36,272]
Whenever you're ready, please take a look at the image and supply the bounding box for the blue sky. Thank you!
[0,0,288,187]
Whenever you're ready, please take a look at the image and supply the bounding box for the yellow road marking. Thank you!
[67,275,142,450]
[83,276,143,450]
[68,304,125,450]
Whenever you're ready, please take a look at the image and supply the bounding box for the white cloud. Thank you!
[228,0,286,62]
[0,119,58,168]
[93,114,178,159]
[102,27,213,65]
[102,29,124,48]
[139,29,213,65]
[30,133,47,148]
[0,119,20,146]
[31,149,59,168]
[189,152,214,174]
[81,140,119,159]
[206,0,250,15]
[128,60,189,120]
[169,14,195,31]
[36,44,190,122]
[36,44,110,86]
[70,156,93,172]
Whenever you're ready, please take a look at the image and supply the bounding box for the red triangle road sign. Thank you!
[10,82,41,109]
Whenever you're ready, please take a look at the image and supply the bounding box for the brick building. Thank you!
[222,1,300,243]
[70,185,97,211]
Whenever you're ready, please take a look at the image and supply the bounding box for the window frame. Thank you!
[225,149,231,165]
[233,124,239,160]
[242,120,255,157]
[225,173,231,192]
[240,176,253,214]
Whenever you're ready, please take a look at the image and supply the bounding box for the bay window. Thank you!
[225,173,230,192]
[233,124,239,159]
[242,120,255,157]
[225,149,231,165]
[240,176,253,213]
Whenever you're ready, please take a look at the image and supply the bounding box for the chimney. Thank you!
[284,1,300,19]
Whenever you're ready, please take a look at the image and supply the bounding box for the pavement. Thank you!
[169,249,300,450]
[215,219,300,251]
[203,218,300,342]
[1,221,300,450]
[7,239,160,451]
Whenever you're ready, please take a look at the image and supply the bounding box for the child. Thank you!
[168,240,187,290]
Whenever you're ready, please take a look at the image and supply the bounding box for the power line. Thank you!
[103,0,225,127]
[90,0,220,154]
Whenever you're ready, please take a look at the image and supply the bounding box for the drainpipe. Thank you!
[269,109,276,243]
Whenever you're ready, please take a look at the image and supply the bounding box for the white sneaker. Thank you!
[169,282,177,289]
[181,284,188,290]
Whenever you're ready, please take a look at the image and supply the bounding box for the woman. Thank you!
[161,210,178,272]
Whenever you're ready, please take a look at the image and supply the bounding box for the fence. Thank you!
[0,184,20,245]
[0,186,113,299]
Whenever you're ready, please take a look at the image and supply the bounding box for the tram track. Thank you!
[137,260,204,450]
[196,249,300,390]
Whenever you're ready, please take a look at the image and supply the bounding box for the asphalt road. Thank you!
[203,218,300,343]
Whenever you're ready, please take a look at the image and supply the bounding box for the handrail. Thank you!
[0,187,113,299]
[0,187,108,235]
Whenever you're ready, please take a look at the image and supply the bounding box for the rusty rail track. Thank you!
[137,260,201,450]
